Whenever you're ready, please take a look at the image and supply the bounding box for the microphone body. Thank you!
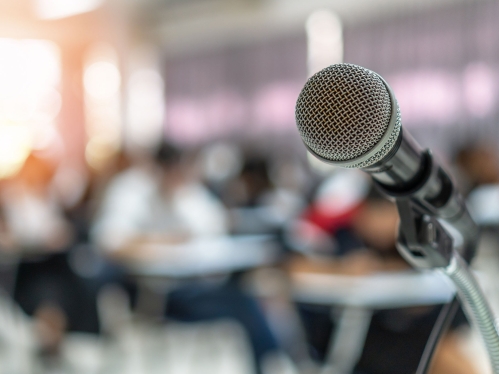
[295,64,499,374]
[365,126,478,263]
[295,64,478,263]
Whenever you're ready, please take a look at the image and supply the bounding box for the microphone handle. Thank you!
[364,128,479,261]
[364,128,439,198]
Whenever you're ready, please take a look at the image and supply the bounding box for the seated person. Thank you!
[285,172,477,374]
[92,142,282,374]
[2,154,102,358]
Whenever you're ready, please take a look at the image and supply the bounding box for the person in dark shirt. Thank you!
[289,181,476,374]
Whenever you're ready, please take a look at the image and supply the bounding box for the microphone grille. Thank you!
[295,64,399,168]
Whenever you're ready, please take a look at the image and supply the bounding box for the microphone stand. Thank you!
[367,145,497,373]
[395,198,499,374]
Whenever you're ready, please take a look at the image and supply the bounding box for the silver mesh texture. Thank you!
[295,64,400,168]
[353,107,401,169]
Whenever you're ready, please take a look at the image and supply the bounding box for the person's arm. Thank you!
[429,332,478,374]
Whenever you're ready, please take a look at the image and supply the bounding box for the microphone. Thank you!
[295,63,478,263]
[295,64,499,374]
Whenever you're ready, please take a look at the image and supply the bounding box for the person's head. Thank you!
[455,145,499,187]
[352,189,399,253]
[240,156,272,201]
[154,141,185,189]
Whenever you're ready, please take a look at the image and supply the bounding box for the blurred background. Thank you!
[0,0,499,373]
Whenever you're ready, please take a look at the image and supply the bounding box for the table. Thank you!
[292,270,456,309]
[125,234,280,278]
[118,234,280,317]
[291,270,457,374]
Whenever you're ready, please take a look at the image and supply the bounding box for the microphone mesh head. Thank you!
[296,64,399,168]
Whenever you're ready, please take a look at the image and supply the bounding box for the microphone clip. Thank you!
[374,149,478,264]
[395,199,454,270]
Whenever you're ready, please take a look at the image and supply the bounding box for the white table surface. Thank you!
[125,234,279,278]
[292,270,457,309]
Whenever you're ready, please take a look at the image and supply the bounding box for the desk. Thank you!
[292,270,456,309]
[116,234,279,317]
[124,234,279,279]
[291,270,457,374]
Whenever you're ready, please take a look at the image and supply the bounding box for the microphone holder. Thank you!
[395,198,499,374]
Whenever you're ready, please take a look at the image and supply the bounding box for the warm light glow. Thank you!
[84,43,122,169]
[34,0,104,20]
[126,69,164,149]
[306,9,343,76]
[85,136,118,171]
[33,87,63,124]
[84,62,121,101]
[0,39,61,178]
[0,39,60,123]
[0,124,32,179]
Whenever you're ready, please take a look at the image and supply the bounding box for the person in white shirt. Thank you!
[92,142,281,374]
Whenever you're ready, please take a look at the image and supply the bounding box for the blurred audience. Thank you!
[92,141,283,374]
[93,142,227,253]
[455,145,499,194]
[285,173,475,374]
[223,152,306,237]
[0,138,485,374]
[455,145,499,227]
[0,154,102,360]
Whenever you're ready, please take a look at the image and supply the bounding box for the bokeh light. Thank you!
[84,62,121,101]
[0,38,61,178]
[83,43,122,170]
[34,0,105,20]
[126,69,165,150]
[306,9,343,76]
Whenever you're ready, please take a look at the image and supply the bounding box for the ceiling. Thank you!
[126,0,484,56]
[0,0,485,54]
